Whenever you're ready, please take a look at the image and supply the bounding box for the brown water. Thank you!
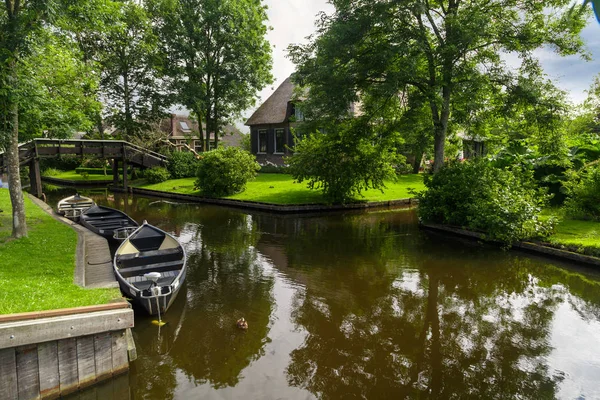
[50,190,600,400]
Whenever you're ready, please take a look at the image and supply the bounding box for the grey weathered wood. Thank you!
[38,341,60,399]
[94,333,113,380]
[0,348,18,399]
[0,309,134,349]
[111,331,128,375]
[16,344,40,400]
[125,328,137,362]
[58,338,79,395]
[77,336,97,389]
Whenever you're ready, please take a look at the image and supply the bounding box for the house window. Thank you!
[274,129,285,153]
[258,129,267,153]
[194,140,203,153]
[180,121,191,133]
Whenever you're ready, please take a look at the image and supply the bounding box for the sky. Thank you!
[236,0,600,133]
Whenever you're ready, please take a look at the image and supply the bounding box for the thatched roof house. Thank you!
[245,76,303,165]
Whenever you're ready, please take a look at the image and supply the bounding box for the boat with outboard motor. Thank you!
[79,204,139,242]
[113,221,187,316]
[57,193,95,221]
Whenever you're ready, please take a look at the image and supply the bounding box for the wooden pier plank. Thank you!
[16,344,40,400]
[111,331,129,375]
[0,348,18,399]
[94,333,113,381]
[77,336,97,389]
[58,338,79,395]
[38,341,60,399]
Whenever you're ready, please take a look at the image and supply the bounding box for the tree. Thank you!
[148,0,272,150]
[99,2,169,141]
[289,0,589,172]
[1,1,55,238]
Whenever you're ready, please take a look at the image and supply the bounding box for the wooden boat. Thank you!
[79,204,139,241]
[113,222,187,316]
[57,193,95,221]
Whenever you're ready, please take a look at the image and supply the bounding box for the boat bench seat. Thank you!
[117,260,184,278]
[117,248,184,268]
[126,270,179,291]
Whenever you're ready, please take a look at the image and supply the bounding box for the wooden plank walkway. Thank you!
[28,195,118,289]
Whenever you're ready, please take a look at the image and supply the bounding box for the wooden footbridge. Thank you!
[0,139,167,197]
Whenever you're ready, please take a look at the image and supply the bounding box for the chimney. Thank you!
[170,114,177,136]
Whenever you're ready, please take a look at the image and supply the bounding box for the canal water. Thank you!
[49,190,600,399]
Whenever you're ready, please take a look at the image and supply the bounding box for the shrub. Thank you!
[195,147,259,197]
[416,159,554,244]
[287,123,403,203]
[259,163,289,174]
[167,151,199,179]
[564,165,600,221]
[40,155,81,171]
[145,166,171,184]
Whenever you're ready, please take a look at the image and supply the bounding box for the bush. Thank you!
[145,166,171,184]
[167,151,199,179]
[40,155,81,172]
[195,147,259,197]
[287,123,402,203]
[564,165,600,221]
[416,159,554,244]
[259,163,289,174]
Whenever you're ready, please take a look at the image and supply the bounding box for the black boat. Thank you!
[57,193,95,221]
[113,222,187,316]
[79,204,139,242]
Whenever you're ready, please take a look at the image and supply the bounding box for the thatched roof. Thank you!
[245,77,295,126]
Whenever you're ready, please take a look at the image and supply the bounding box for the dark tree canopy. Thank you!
[289,0,590,172]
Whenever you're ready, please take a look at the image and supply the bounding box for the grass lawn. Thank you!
[137,173,426,205]
[45,169,125,181]
[545,217,600,257]
[0,189,121,314]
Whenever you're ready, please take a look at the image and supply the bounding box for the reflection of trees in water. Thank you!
[276,212,600,399]
[166,208,274,389]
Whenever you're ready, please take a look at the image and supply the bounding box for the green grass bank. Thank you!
[0,189,121,314]
[543,217,600,257]
[137,173,426,205]
[44,169,126,181]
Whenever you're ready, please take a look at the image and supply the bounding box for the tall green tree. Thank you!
[148,0,272,150]
[1,1,55,237]
[100,2,169,141]
[289,0,589,172]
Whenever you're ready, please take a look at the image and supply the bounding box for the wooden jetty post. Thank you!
[0,303,135,399]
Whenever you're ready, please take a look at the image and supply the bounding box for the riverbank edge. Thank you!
[28,194,119,289]
[42,175,114,188]
[112,185,419,213]
[420,223,600,267]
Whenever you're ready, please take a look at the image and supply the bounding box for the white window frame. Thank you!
[257,129,267,154]
[294,105,304,121]
[274,128,285,154]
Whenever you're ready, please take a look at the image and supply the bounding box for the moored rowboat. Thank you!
[113,222,187,316]
[79,204,139,242]
[57,193,95,221]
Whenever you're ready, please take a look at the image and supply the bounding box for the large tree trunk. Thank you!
[412,150,423,174]
[5,62,27,238]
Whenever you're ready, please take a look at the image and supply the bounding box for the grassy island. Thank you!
[0,189,121,314]
[137,173,426,205]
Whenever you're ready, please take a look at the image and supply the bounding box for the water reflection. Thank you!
[44,189,600,399]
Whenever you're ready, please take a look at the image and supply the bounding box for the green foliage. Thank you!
[167,151,199,179]
[148,0,273,142]
[42,168,61,177]
[40,155,82,172]
[416,159,554,244]
[145,166,171,184]
[288,0,588,172]
[288,122,403,204]
[564,166,600,221]
[195,147,259,197]
[75,167,108,175]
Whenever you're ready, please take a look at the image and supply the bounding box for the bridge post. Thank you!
[112,159,119,186]
[122,158,128,190]
[29,158,43,198]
